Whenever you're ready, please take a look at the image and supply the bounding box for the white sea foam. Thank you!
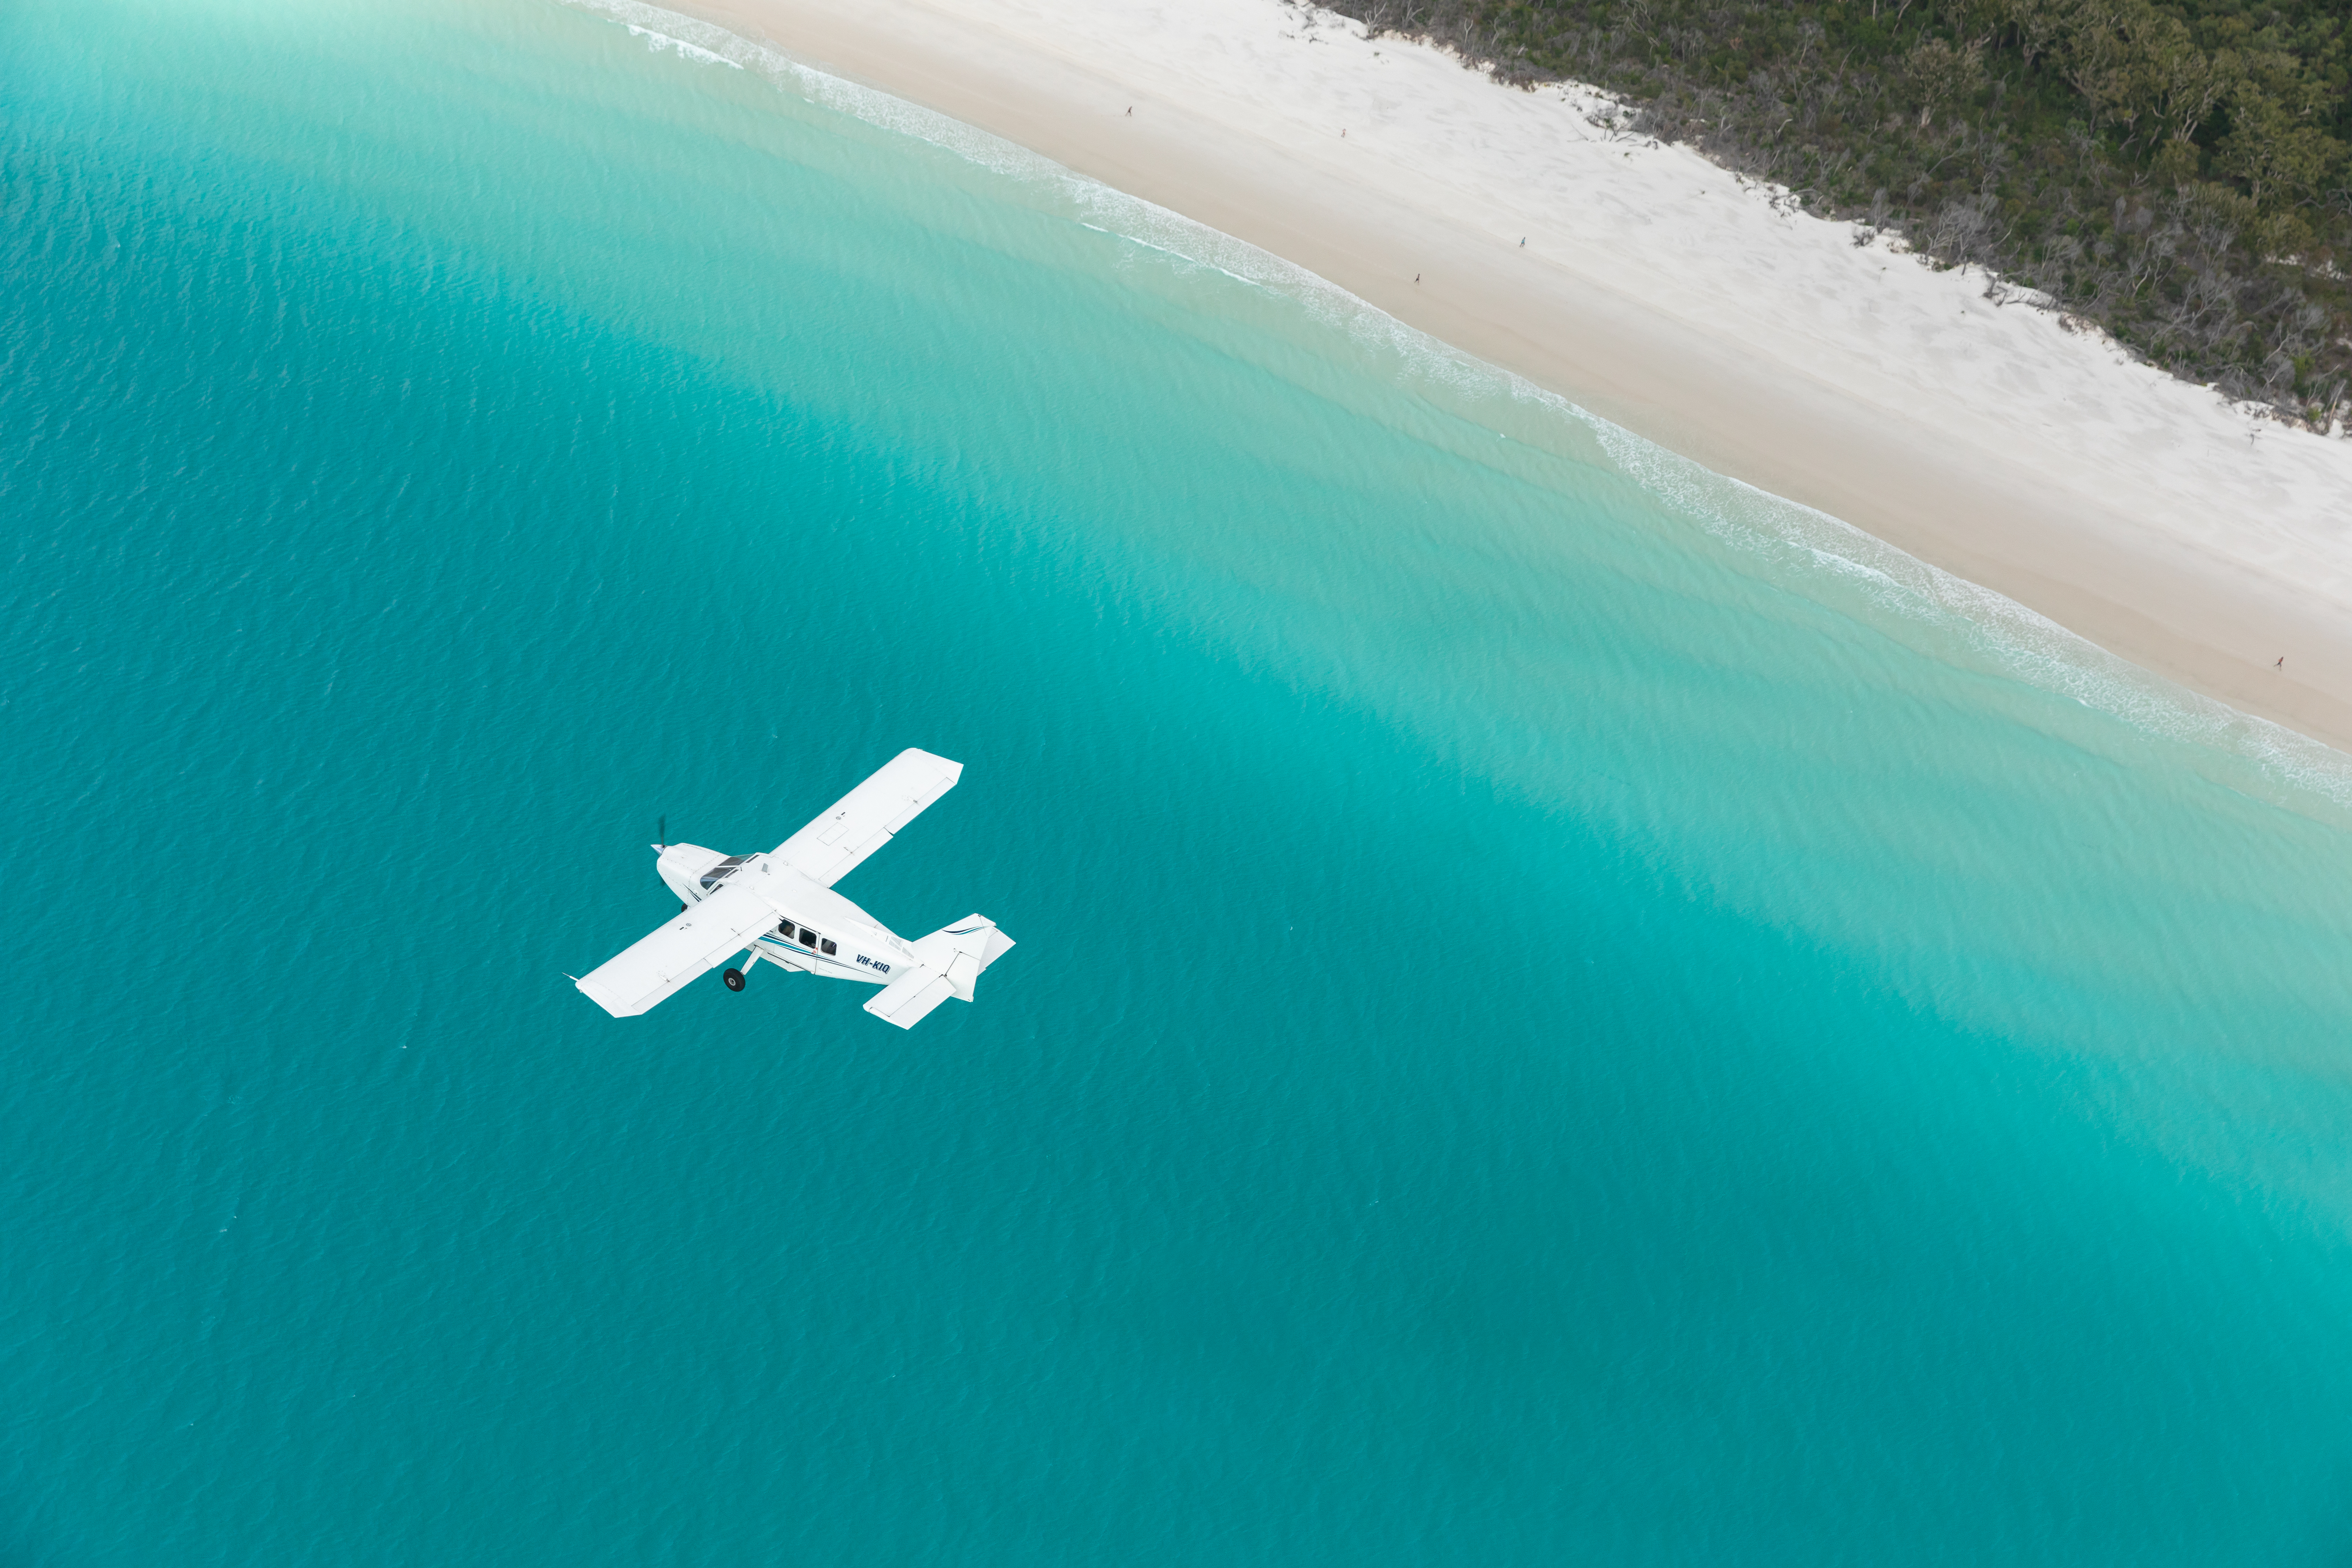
[566,0,2352,816]
[625,22,742,68]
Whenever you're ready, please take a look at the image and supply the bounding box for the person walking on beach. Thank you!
[2277,656,2286,668]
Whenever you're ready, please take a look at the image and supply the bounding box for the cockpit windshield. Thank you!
[699,854,749,893]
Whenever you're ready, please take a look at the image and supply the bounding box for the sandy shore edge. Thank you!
[623,0,2352,757]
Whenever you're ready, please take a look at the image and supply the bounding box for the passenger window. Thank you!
[820,938,837,956]
[798,926,817,946]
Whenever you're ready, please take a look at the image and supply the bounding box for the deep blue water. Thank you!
[8,2,2352,1562]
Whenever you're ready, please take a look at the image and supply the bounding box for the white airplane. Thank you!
[574,748,1014,1030]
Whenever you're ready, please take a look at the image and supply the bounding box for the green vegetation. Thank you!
[1331,0,2351,425]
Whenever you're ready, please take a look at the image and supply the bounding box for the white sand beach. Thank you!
[649,0,2352,751]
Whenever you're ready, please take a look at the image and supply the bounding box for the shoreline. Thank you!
[629,0,2352,755]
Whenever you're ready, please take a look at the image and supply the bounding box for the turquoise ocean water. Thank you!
[9,1,2352,1560]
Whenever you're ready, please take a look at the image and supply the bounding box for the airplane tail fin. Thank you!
[861,915,1016,1030]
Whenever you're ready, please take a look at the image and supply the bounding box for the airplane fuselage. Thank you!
[658,842,908,986]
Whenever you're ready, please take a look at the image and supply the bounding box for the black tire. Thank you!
[722,967,746,992]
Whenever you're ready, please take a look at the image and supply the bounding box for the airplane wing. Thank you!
[773,748,963,888]
[575,880,780,1018]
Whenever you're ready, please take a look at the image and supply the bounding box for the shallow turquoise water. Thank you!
[8,2,2352,1561]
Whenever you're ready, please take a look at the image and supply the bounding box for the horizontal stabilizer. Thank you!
[863,966,957,1030]
[860,915,1014,1030]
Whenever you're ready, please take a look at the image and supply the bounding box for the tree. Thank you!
[1996,0,2071,70]
[2133,23,2235,148]
[1908,36,1987,127]
[2057,0,2133,135]
[2219,89,2339,209]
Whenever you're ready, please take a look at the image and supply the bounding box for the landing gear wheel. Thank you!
[722,967,746,992]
